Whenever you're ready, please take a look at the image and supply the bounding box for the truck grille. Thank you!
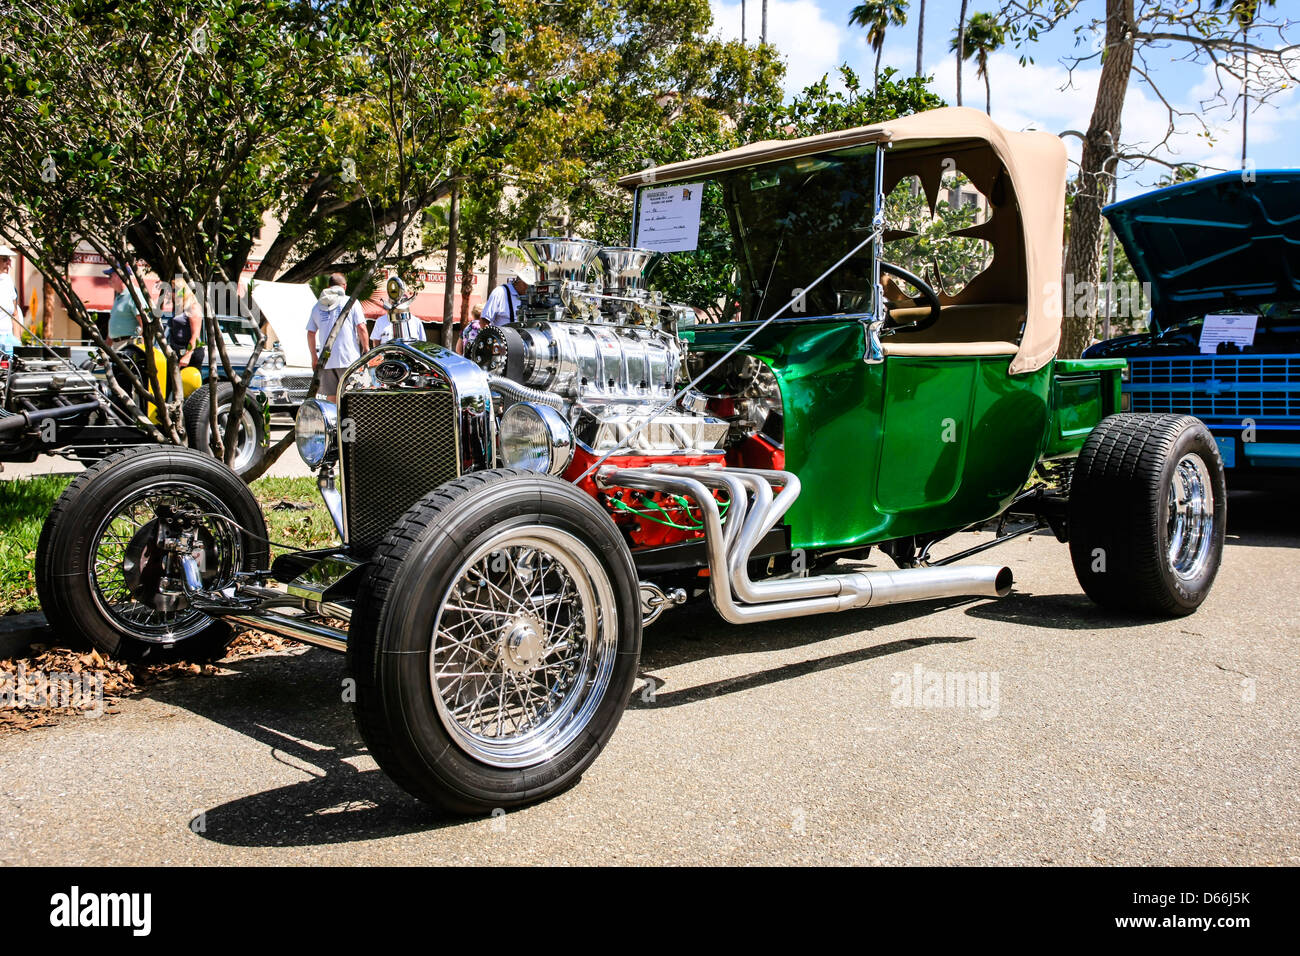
[1127,355,1300,419]
[339,389,460,551]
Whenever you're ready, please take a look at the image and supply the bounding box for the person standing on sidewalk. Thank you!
[104,263,142,347]
[306,272,370,400]
[479,274,528,328]
[0,245,25,351]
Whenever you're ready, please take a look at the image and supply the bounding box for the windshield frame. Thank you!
[629,144,886,327]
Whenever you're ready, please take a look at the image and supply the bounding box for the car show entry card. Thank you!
[1199,313,1257,353]
[636,183,704,252]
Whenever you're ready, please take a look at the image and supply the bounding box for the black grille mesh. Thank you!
[340,389,459,551]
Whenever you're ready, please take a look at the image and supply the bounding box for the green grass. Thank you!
[0,474,335,616]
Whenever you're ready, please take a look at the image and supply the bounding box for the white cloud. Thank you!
[710,0,845,95]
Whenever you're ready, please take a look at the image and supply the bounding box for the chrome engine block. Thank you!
[470,238,728,456]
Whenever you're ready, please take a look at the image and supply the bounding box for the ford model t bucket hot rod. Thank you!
[37,108,1225,813]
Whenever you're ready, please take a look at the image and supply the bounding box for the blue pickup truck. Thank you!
[1086,170,1300,484]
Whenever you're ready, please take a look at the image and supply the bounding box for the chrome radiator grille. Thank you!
[339,389,460,551]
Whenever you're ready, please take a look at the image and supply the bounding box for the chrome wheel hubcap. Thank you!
[429,526,618,768]
[90,484,241,642]
[217,403,257,472]
[1167,453,1214,581]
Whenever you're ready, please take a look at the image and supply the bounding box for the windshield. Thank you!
[634,145,881,323]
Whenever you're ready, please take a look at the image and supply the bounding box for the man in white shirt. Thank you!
[371,309,425,345]
[480,274,529,328]
[0,244,25,350]
[306,273,371,400]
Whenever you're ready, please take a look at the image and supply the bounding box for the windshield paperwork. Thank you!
[637,146,880,323]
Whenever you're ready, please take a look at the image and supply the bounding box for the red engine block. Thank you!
[563,446,728,549]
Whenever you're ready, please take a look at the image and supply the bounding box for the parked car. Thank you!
[0,339,267,478]
[244,280,318,412]
[1086,169,1300,484]
[36,107,1225,814]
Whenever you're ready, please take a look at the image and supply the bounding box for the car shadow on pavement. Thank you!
[139,648,458,846]
[962,590,1161,630]
[631,594,985,709]
[1224,489,1300,549]
[140,596,986,846]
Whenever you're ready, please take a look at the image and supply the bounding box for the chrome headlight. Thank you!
[270,352,286,370]
[248,370,267,392]
[499,401,574,475]
[295,398,338,468]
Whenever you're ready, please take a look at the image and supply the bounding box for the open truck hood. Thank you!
[248,280,317,368]
[1103,170,1300,331]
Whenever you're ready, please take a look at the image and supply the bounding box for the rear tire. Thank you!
[1068,414,1226,616]
[184,382,267,480]
[349,468,642,815]
[35,446,270,661]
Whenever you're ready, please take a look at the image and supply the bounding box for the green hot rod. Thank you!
[37,107,1225,813]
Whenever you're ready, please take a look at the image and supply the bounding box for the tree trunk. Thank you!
[442,183,459,348]
[915,0,926,76]
[1058,0,1134,359]
[984,63,992,113]
[460,262,473,323]
[42,278,57,339]
[875,45,883,83]
[956,0,968,107]
[487,226,500,292]
[761,0,768,45]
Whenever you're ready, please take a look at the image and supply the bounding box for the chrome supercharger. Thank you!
[469,237,728,457]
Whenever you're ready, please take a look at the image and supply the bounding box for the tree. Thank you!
[951,12,1006,113]
[957,0,970,105]
[0,0,358,454]
[1002,0,1300,357]
[915,0,928,76]
[849,1,910,82]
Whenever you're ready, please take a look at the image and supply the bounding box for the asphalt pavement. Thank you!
[0,490,1296,865]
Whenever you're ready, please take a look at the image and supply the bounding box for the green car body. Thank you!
[686,318,1124,551]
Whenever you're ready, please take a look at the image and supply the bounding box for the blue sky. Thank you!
[709,0,1300,199]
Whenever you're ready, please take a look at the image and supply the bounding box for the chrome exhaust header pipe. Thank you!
[600,466,1012,625]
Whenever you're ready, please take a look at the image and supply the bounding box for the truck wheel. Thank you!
[184,382,267,479]
[349,468,642,815]
[34,446,270,661]
[1069,414,1226,617]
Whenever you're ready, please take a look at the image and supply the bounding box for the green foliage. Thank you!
[883,179,990,297]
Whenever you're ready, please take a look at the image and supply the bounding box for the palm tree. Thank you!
[951,12,1005,113]
[914,0,926,76]
[1211,0,1277,164]
[848,1,909,83]
[956,0,969,106]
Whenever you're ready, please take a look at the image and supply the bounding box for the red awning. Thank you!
[70,274,115,311]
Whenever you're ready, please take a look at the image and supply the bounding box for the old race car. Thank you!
[36,108,1226,814]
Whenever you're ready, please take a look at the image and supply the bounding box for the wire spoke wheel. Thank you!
[1166,453,1215,581]
[90,483,241,643]
[430,525,618,769]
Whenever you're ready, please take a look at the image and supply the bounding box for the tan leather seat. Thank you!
[881,303,1026,356]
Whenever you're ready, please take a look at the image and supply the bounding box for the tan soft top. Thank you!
[619,107,1067,374]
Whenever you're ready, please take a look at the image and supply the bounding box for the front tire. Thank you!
[349,468,642,815]
[35,446,270,661]
[1069,414,1226,616]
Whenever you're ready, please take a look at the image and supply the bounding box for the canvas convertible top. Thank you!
[620,107,1068,374]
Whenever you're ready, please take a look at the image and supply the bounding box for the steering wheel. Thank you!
[879,260,942,334]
